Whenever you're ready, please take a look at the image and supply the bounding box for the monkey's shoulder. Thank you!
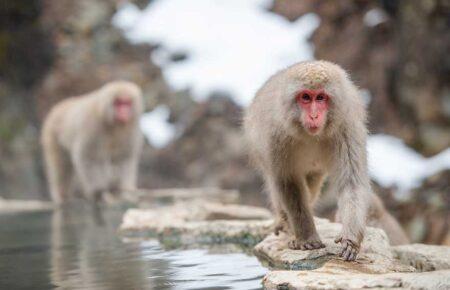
[45,96,90,122]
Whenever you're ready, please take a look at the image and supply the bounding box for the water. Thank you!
[0,205,267,289]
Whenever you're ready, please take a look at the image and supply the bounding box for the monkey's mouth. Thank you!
[307,126,320,134]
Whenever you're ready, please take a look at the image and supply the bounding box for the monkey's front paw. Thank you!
[334,236,360,261]
[288,237,325,250]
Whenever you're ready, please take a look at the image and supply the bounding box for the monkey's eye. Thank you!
[316,94,326,101]
[301,94,311,102]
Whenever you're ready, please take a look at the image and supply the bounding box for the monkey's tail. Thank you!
[367,193,410,245]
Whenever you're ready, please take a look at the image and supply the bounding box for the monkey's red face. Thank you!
[114,97,134,124]
[296,89,330,135]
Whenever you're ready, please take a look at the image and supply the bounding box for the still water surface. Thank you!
[0,206,267,289]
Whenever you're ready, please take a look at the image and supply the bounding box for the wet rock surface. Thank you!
[0,198,54,213]
[120,201,273,247]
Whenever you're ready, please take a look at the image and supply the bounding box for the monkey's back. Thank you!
[243,76,285,174]
[41,95,94,150]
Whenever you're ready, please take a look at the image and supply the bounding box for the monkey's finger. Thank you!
[348,249,358,261]
[339,240,352,257]
[288,240,300,250]
[334,237,342,244]
[306,242,314,250]
[342,246,353,261]
[314,241,325,249]
[339,241,348,256]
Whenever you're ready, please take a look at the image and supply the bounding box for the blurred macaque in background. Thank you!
[41,81,144,204]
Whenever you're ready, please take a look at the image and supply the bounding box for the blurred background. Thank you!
[0,0,449,245]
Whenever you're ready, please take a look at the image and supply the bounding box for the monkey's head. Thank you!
[296,88,330,136]
[99,81,143,126]
[282,61,358,137]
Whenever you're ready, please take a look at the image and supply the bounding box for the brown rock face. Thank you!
[139,95,262,199]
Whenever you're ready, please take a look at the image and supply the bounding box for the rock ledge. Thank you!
[256,219,450,289]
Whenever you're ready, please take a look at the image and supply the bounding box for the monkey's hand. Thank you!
[288,236,325,250]
[334,236,360,261]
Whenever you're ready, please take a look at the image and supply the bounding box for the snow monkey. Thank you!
[244,61,375,261]
[41,81,144,204]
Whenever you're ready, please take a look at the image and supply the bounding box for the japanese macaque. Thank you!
[244,60,376,261]
[41,81,144,204]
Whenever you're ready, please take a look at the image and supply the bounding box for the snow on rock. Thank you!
[113,0,319,105]
[139,105,177,148]
[112,3,141,30]
[363,8,388,27]
[367,134,450,192]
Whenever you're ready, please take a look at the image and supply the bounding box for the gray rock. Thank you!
[254,218,413,273]
[130,188,240,207]
[393,244,450,271]
[119,201,273,247]
[263,268,450,290]
[256,218,450,289]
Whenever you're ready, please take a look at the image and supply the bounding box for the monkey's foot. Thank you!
[335,236,360,261]
[288,237,325,250]
[274,212,289,236]
[274,224,284,236]
[274,220,289,236]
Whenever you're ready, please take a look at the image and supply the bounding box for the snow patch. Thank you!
[139,105,177,148]
[359,89,372,106]
[112,3,141,30]
[364,8,388,27]
[113,0,319,105]
[368,134,450,192]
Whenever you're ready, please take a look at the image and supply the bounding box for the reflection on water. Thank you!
[0,204,266,289]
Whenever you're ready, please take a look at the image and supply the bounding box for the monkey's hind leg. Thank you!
[274,210,289,236]
[277,177,325,250]
[43,137,72,204]
[267,178,290,235]
[72,151,107,203]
